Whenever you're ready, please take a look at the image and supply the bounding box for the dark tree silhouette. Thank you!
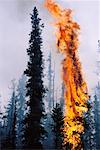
[24,7,46,149]
[51,103,65,150]
[82,99,96,150]
[94,91,100,149]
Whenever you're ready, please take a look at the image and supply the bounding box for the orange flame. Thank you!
[45,0,89,149]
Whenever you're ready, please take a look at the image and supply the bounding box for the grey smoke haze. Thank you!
[0,0,99,106]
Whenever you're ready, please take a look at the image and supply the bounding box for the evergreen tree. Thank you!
[24,7,46,149]
[94,92,100,149]
[0,114,7,150]
[51,103,65,149]
[94,40,100,149]
[47,52,54,112]
[43,53,55,149]
[82,98,96,150]
[4,80,17,149]
[16,74,26,148]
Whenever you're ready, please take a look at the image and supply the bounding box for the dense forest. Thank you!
[0,6,100,150]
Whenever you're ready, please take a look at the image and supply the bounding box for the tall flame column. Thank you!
[45,0,89,149]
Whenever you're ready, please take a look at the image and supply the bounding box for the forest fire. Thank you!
[45,0,89,149]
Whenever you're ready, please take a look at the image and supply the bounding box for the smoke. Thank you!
[0,0,99,109]
[14,0,34,22]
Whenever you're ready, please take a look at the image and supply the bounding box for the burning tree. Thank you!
[45,0,89,149]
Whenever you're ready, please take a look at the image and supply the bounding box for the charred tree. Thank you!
[47,52,52,112]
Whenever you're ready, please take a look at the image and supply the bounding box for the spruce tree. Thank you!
[16,74,26,148]
[51,103,65,149]
[94,93,100,149]
[5,80,17,149]
[82,99,96,150]
[24,7,45,149]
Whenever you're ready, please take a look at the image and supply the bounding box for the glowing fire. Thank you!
[45,0,89,149]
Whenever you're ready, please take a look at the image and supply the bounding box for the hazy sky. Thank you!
[0,0,99,105]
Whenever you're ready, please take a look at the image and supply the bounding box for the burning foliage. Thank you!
[45,0,89,149]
